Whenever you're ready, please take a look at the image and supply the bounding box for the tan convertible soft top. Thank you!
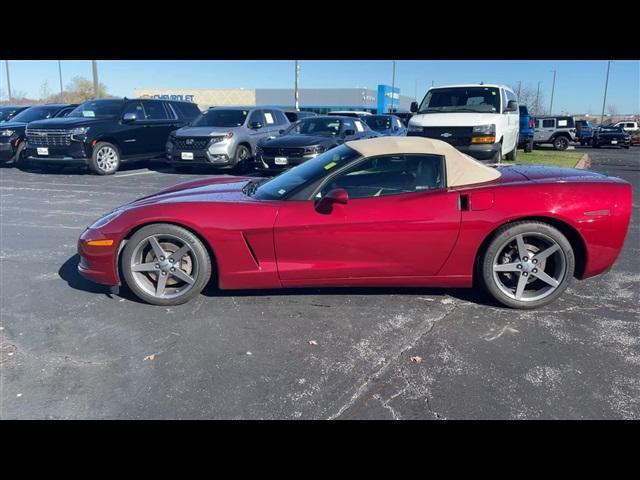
[345,136,501,187]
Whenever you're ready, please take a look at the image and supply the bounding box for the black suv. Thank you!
[0,103,77,167]
[0,105,31,123]
[24,98,200,174]
[284,110,318,122]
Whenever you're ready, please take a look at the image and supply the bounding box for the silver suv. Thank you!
[533,115,577,151]
[166,106,290,171]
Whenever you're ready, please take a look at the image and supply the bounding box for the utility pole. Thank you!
[92,60,99,99]
[4,60,12,101]
[549,70,557,115]
[600,60,611,126]
[58,60,64,96]
[517,80,522,99]
[414,79,417,101]
[390,60,396,113]
[535,81,542,115]
[294,60,300,111]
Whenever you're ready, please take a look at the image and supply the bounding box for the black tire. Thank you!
[524,138,533,153]
[89,141,121,175]
[553,136,569,151]
[491,147,503,164]
[12,142,26,167]
[480,221,575,309]
[506,145,517,161]
[121,223,212,306]
[232,144,252,174]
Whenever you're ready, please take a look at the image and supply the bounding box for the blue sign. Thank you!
[377,84,400,113]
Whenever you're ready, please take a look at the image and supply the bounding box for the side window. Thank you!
[123,101,146,120]
[163,102,178,120]
[341,118,356,133]
[501,89,508,112]
[319,154,445,199]
[56,107,74,118]
[354,120,366,132]
[542,119,555,128]
[143,101,169,120]
[274,110,288,125]
[248,110,264,126]
[506,91,517,111]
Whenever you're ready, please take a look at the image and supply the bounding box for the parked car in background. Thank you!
[284,110,317,123]
[532,116,576,150]
[391,112,414,127]
[362,114,407,136]
[24,98,200,174]
[518,105,534,152]
[255,115,377,172]
[327,110,373,118]
[167,107,290,172]
[592,124,631,149]
[575,120,594,146]
[408,83,520,163]
[0,105,30,123]
[0,103,77,166]
[630,131,640,146]
[614,121,639,133]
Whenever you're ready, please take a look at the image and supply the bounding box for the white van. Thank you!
[408,84,519,163]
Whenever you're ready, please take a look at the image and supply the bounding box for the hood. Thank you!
[125,176,256,208]
[175,126,242,137]
[259,134,337,148]
[498,165,607,184]
[0,121,27,130]
[409,112,500,127]
[26,116,112,129]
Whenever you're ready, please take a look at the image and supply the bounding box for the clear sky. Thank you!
[1,60,638,114]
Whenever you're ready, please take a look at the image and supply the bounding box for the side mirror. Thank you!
[122,112,137,123]
[343,129,356,137]
[249,121,263,130]
[315,188,349,214]
[505,100,518,112]
[410,101,419,113]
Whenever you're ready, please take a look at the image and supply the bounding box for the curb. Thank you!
[575,154,591,169]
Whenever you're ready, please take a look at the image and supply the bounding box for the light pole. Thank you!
[535,81,542,115]
[58,60,63,96]
[549,70,557,115]
[600,60,611,126]
[294,60,300,111]
[4,60,12,101]
[517,80,522,99]
[92,60,99,99]
[390,60,396,113]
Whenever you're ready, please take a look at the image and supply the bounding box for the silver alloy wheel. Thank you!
[238,146,249,161]
[129,234,198,300]
[96,146,118,172]
[492,232,567,302]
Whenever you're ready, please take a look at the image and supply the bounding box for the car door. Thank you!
[139,100,175,156]
[274,154,461,282]
[247,109,269,149]
[118,100,149,156]
[534,118,555,143]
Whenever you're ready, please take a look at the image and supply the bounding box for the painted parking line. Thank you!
[114,171,160,178]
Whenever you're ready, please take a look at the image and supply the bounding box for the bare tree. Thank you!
[510,83,546,115]
[40,81,51,101]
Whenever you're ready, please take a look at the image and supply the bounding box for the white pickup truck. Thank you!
[408,84,519,163]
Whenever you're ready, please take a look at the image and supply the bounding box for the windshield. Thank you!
[68,100,123,118]
[0,107,24,122]
[191,109,249,128]
[251,144,361,200]
[285,117,342,136]
[363,115,393,131]
[600,125,623,132]
[10,106,62,123]
[418,87,501,114]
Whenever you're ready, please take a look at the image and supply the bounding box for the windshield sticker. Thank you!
[324,161,337,170]
[558,120,567,127]
[491,91,496,95]
[83,111,96,117]
[264,112,275,124]
[278,188,286,195]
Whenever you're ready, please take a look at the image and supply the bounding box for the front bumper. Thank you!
[77,228,120,286]
[256,152,318,172]
[167,137,237,168]
[0,140,16,162]
[595,138,630,147]
[24,141,90,165]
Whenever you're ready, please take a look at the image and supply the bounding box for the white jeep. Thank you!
[408,83,519,163]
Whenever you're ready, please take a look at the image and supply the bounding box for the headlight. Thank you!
[304,145,325,154]
[89,210,122,229]
[408,124,422,132]
[0,129,15,136]
[209,132,233,143]
[472,124,496,135]
[70,127,89,135]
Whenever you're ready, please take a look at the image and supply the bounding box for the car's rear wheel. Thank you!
[13,142,26,167]
[553,136,569,151]
[481,221,575,309]
[89,142,120,175]
[121,224,212,306]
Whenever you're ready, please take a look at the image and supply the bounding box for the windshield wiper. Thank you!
[242,178,267,197]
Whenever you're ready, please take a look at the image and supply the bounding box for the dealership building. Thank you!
[134,85,414,114]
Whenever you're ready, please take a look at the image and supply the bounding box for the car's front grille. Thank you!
[418,126,473,146]
[261,147,306,157]
[26,128,72,147]
[173,137,210,150]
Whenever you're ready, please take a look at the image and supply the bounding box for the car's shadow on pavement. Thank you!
[146,159,268,178]
[17,160,151,176]
[60,254,503,308]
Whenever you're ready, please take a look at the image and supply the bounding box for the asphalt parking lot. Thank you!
[1,147,638,419]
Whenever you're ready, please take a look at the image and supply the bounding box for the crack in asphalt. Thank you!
[327,300,459,420]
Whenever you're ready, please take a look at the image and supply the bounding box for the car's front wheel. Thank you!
[121,224,212,306]
[89,142,121,175]
[481,221,575,309]
[553,136,569,151]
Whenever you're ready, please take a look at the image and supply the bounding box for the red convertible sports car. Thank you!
[77,137,632,309]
